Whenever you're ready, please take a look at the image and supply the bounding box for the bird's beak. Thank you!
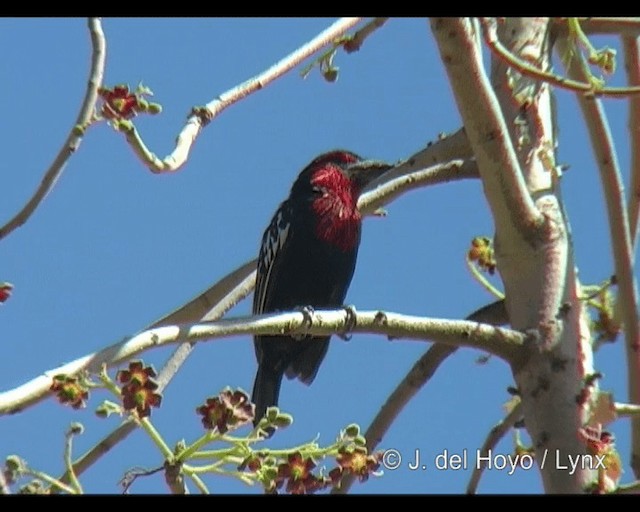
[346,159,393,192]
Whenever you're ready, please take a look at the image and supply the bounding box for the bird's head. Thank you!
[291,150,392,205]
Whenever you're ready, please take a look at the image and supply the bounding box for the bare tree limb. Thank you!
[343,18,389,53]
[431,18,544,242]
[120,17,364,173]
[0,18,106,241]
[360,159,478,215]
[466,402,523,494]
[1,310,525,416]
[624,36,640,253]
[557,35,640,478]
[433,17,595,493]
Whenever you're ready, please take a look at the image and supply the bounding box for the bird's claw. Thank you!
[338,305,357,341]
[293,305,315,340]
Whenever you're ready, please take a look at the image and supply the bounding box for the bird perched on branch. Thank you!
[252,150,392,426]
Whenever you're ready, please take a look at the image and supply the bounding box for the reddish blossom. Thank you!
[121,381,162,418]
[99,85,140,120]
[275,453,326,494]
[196,388,254,433]
[468,236,496,275]
[334,446,382,483]
[117,361,162,418]
[117,360,157,387]
[50,374,89,409]
[0,282,13,304]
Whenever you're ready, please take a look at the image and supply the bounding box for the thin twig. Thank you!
[360,159,478,215]
[482,17,640,98]
[557,35,640,478]
[343,18,389,53]
[64,426,83,494]
[0,18,106,241]
[121,18,364,173]
[615,402,640,417]
[466,402,523,494]
[554,18,640,37]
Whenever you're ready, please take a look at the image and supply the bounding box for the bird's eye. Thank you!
[312,186,324,195]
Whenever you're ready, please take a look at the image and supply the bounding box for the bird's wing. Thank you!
[253,200,293,316]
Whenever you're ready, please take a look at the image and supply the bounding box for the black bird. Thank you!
[252,150,392,425]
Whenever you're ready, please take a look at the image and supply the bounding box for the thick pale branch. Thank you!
[624,37,640,253]
[0,18,106,241]
[123,18,364,173]
[430,18,544,241]
[0,310,524,416]
[558,36,640,477]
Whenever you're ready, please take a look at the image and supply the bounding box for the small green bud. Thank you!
[147,102,163,115]
[68,422,84,436]
[344,424,360,438]
[272,413,293,428]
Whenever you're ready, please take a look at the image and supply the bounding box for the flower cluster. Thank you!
[196,388,254,434]
[116,361,162,418]
[98,83,161,121]
[50,374,89,409]
[0,282,13,304]
[468,236,496,275]
[328,446,382,485]
[238,423,382,494]
[578,425,622,493]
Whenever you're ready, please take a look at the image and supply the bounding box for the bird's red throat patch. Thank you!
[310,165,361,252]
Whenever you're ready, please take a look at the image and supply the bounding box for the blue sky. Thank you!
[0,18,634,494]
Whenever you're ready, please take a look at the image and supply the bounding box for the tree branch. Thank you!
[0,18,106,241]
[119,17,364,173]
[483,18,640,98]
[360,159,478,215]
[466,402,523,494]
[431,18,544,242]
[343,18,389,53]
[554,18,640,38]
[624,36,640,253]
[557,35,640,478]
[0,310,525,416]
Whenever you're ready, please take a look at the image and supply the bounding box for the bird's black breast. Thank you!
[253,199,361,383]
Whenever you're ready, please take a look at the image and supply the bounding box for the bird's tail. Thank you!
[252,364,283,427]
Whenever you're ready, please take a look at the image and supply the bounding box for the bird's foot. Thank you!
[293,305,315,340]
[338,304,357,341]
